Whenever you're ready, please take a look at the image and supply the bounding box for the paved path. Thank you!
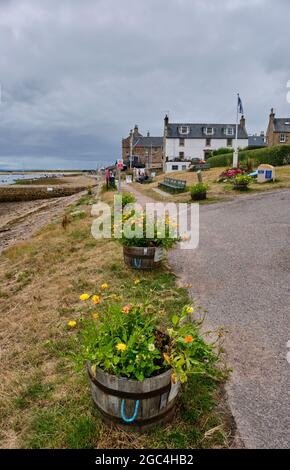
[125,184,290,449]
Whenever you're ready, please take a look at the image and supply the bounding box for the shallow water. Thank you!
[0,173,60,185]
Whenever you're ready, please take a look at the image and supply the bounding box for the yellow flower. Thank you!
[67,320,77,328]
[101,283,109,289]
[134,278,141,285]
[163,353,171,364]
[80,293,90,301]
[185,283,192,289]
[116,343,127,352]
[92,295,100,304]
[92,312,99,320]
[186,306,194,314]
[171,372,177,384]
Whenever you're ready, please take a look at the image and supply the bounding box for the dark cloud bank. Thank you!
[0,0,290,169]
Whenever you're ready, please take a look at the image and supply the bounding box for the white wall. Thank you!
[165,138,248,160]
[165,161,191,173]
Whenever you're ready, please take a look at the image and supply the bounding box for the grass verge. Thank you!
[0,189,232,449]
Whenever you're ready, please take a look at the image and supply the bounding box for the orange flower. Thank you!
[171,372,177,384]
[184,335,193,343]
[92,312,99,320]
[92,295,100,304]
[122,304,131,314]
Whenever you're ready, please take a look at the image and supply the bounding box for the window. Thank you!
[179,138,185,146]
[205,138,211,146]
[227,138,233,147]
[182,165,187,171]
[172,165,178,170]
[179,126,189,135]
[205,127,214,135]
[280,134,286,143]
[179,151,184,159]
[225,127,234,136]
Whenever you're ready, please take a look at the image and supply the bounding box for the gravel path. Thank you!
[125,184,290,449]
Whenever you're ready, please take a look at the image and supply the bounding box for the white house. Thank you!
[163,115,248,173]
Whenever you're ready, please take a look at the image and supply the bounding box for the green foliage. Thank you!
[212,147,233,156]
[165,305,223,384]
[75,300,224,384]
[115,211,180,249]
[190,183,208,195]
[207,144,290,167]
[234,174,253,185]
[77,303,163,381]
[121,191,136,208]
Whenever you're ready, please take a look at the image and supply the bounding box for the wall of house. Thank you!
[122,138,163,168]
[267,132,290,146]
[165,138,248,160]
[165,161,191,173]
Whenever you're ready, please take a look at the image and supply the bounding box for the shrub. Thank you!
[233,174,253,189]
[207,145,290,167]
[212,147,233,156]
[121,191,135,208]
[190,183,208,195]
[217,168,244,182]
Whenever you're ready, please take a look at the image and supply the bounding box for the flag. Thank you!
[238,95,244,114]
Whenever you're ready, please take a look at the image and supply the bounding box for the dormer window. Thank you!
[179,126,189,135]
[225,127,234,136]
[205,127,214,135]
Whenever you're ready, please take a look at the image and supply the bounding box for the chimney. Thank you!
[164,114,169,128]
[133,124,139,138]
[147,131,150,137]
[270,108,275,119]
[240,115,245,128]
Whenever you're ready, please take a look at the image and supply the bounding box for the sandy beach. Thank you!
[0,175,98,253]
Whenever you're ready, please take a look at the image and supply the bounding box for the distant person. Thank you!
[105,168,110,189]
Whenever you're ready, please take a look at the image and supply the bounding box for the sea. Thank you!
[0,173,61,186]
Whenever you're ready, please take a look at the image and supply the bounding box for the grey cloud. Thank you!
[0,0,290,169]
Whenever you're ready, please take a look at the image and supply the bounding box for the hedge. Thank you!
[207,145,290,167]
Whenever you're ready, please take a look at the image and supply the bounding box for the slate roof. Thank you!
[273,118,290,133]
[166,123,248,139]
[133,136,163,148]
[248,135,266,147]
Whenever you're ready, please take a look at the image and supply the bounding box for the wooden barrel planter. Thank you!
[87,363,179,432]
[233,182,248,191]
[191,192,207,201]
[123,246,164,270]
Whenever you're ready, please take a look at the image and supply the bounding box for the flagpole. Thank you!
[233,93,239,168]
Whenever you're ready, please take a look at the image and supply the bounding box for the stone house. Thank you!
[122,125,163,169]
[266,108,290,146]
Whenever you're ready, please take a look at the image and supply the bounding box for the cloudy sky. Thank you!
[0,0,290,170]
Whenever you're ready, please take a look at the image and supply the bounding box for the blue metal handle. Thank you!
[121,399,140,423]
[133,258,142,269]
